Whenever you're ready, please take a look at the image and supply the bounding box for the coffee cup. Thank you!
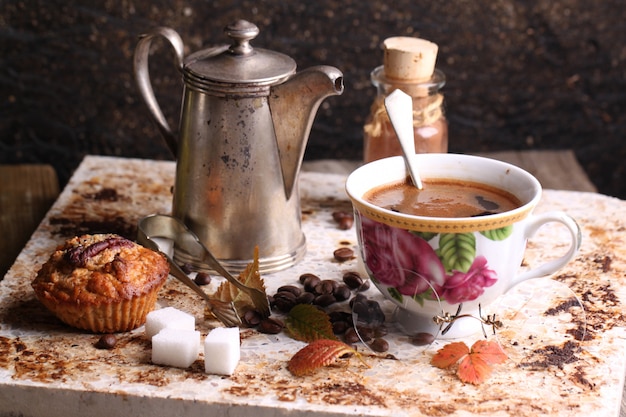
[345,153,581,339]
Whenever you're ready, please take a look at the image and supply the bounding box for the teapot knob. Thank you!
[225,20,259,56]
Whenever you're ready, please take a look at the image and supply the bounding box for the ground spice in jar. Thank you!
[364,37,448,162]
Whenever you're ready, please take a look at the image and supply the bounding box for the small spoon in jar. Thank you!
[384,89,423,189]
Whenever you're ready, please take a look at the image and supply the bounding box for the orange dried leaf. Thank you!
[458,354,492,385]
[432,339,507,385]
[470,340,507,365]
[431,341,470,369]
[287,339,361,376]
[285,304,337,343]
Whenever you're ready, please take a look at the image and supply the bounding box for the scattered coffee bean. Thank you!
[296,292,315,305]
[180,263,194,274]
[332,211,355,230]
[272,291,297,313]
[410,332,436,346]
[314,293,337,307]
[95,334,117,350]
[332,320,350,334]
[370,338,389,353]
[343,327,360,344]
[355,325,374,342]
[333,247,355,262]
[277,285,302,297]
[314,279,337,295]
[333,284,351,301]
[358,280,371,292]
[374,325,388,338]
[258,317,284,334]
[194,271,212,286]
[342,271,364,289]
[299,273,319,285]
[242,309,262,327]
[301,273,321,292]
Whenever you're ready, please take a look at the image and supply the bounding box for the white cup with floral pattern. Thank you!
[346,153,581,339]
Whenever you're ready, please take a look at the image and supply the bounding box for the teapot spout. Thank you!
[269,66,344,200]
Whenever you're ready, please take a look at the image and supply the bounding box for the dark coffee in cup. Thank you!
[363,178,522,218]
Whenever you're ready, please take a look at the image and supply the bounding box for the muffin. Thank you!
[32,234,169,333]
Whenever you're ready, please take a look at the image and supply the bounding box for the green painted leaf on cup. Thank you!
[387,287,403,303]
[437,233,476,273]
[413,287,437,307]
[480,225,513,241]
[411,231,438,242]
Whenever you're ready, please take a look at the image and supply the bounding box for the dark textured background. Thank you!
[2,1,625,198]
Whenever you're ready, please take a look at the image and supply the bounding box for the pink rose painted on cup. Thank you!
[439,256,498,304]
[360,217,445,297]
[359,215,504,306]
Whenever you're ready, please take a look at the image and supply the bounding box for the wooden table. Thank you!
[1,154,624,417]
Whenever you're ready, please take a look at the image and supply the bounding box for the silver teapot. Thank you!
[133,20,344,273]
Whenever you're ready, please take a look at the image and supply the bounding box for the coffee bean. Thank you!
[328,310,352,323]
[343,327,360,344]
[242,309,262,327]
[332,211,351,222]
[333,284,351,301]
[332,211,355,230]
[95,334,117,349]
[180,263,194,274]
[342,271,363,289]
[355,325,374,342]
[370,338,389,352]
[258,317,284,334]
[410,332,435,346]
[332,320,350,334]
[314,279,337,295]
[314,293,337,307]
[296,292,315,305]
[333,247,355,262]
[194,272,212,286]
[272,291,297,313]
[277,285,302,297]
[301,273,321,292]
[358,280,371,292]
[338,216,354,230]
[374,325,388,338]
[299,273,320,285]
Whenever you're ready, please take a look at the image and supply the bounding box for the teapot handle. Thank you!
[133,27,184,157]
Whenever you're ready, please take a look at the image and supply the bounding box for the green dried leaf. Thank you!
[285,304,338,342]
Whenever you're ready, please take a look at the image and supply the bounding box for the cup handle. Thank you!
[506,211,582,291]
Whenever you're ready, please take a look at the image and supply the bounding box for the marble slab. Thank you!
[1,155,625,417]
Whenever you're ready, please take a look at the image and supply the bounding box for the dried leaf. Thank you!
[470,340,508,365]
[285,304,337,342]
[458,353,492,384]
[431,341,470,369]
[287,339,362,376]
[213,246,266,314]
[431,340,507,385]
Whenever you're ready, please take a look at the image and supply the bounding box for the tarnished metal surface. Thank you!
[1,155,625,417]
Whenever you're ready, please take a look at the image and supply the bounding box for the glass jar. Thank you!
[363,65,448,163]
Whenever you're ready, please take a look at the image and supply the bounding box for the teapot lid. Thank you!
[184,20,296,86]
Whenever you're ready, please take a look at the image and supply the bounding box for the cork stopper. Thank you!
[383,37,439,82]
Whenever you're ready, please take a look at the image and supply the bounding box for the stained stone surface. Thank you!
[1,1,625,198]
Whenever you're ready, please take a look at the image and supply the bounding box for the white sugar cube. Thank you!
[204,327,240,375]
[145,306,195,338]
[152,328,200,368]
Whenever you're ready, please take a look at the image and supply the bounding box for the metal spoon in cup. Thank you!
[384,89,424,189]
